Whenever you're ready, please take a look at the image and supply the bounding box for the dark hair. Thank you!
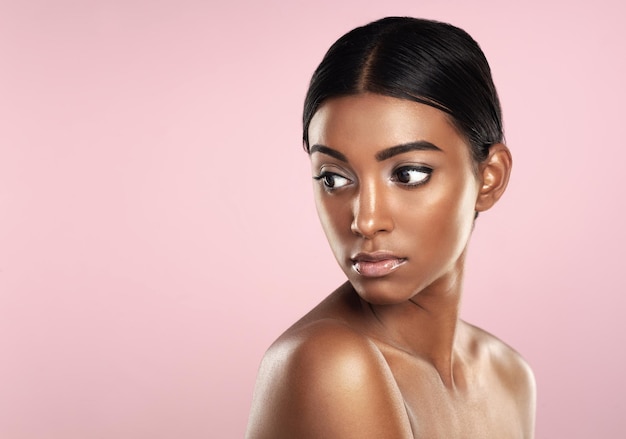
[303,17,503,165]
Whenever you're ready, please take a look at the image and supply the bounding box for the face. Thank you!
[308,93,482,305]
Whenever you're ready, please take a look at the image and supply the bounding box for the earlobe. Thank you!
[475,143,512,213]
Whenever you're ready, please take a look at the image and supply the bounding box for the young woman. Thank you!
[246,17,535,438]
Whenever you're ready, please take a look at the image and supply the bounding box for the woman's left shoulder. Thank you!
[463,321,536,436]
[463,321,534,383]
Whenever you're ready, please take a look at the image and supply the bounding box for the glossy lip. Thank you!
[350,251,407,278]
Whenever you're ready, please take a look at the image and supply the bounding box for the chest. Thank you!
[383,353,524,439]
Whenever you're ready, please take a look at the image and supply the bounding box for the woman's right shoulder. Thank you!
[264,319,389,389]
[245,319,414,439]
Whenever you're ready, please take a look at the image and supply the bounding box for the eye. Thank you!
[392,166,432,186]
[313,171,352,191]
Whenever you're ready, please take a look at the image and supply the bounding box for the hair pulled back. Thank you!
[303,17,503,164]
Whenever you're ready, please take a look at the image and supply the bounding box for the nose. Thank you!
[350,179,394,238]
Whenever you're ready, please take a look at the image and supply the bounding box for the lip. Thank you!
[351,251,407,278]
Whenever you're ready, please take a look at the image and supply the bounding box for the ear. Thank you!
[475,143,512,213]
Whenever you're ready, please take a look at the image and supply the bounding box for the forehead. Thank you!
[308,93,468,155]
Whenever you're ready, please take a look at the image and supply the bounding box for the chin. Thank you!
[350,279,415,306]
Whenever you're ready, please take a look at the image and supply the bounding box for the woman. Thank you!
[246,17,535,438]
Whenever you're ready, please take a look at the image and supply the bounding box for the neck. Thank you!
[358,262,465,388]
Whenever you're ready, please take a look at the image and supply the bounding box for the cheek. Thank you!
[398,180,477,257]
[313,191,351,246]
[314,194,356,274]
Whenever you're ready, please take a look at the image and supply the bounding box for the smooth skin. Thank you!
[246,93,536,438]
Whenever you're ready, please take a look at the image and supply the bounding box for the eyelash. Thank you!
[391,165,433,187]
[313,171,352,191]
[313,165,433,192]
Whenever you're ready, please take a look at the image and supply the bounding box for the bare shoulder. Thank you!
[246,318,414,439]
[463,322,537,437]
[473,325,534,395]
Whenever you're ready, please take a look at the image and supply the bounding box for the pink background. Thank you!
[1,0,624,437]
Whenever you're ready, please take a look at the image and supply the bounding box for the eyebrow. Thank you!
[375,141,443,161]
[309,144,348,162]
[309,141,443,163]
